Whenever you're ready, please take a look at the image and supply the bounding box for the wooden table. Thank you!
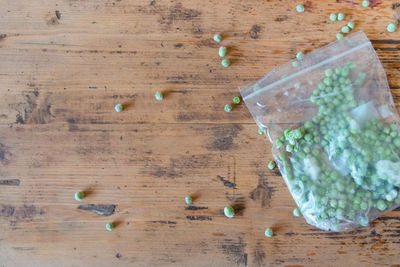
[0,0,400,266]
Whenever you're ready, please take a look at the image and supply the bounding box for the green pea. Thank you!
[341,26,350,33]
[293,207,301,217]
[376,200,387,211]
[214,34,222,42]
[362,0,369,7]
[75,191,85,201]
[359,215,369,226]
[284,129,292,139]
[265,227,274,237]
[330,199,338,208]
[219,46,227,57]
[286,144,294,153]
[360,202,368,210]
[221,59,231,67]
[329,13,337,21]
[233,96,241,104]
[387,23,397,33]
[296,52,304,61]
[155,91,163,101]
[292,60,300,68]
[336,33,344,40]
[224,205,235,218]
[185,196,193,205]
[268,161,276,170]
[276,140,284,148]
[258,128,264,135]
[224,104,232,112]
[325,69,333,77]
[394,138,400,147]
[337,13,344,21]
[115,103,123,112]
[106,222,115,231]
[348,21,355,30]
[296,5,305,12]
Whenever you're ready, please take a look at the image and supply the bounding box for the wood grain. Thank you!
[0,0,400,266]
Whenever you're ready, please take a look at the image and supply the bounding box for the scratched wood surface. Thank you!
[0,0,400,266]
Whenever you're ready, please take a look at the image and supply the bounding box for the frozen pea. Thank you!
[337,13,344,21]
[185,196,193,205]
[359,216,369,226]
[224,104,232,113]
[336,33,344,40]
[376,200,387,211]
[219,46,227,57]
[341,26,350,33]
[292,60,300,68]
[214,34,222,42]
[329,13,337,21]
[268,161,276,170]
[296,52,304,61]
[394,138,400,147]
[233,96,240,104]
[362,0,369,7]
[114,103,123,112]
[224,206,235,218]
[155,91,163,101]
[265,228,274,237]
[75,191,84,201]
[221,59,231,67]
[325,69,333,77]
[296,5,305,13]
[286,144,294,153]
[348,21,355,30]
[276,140,283,148]
[293,207,301,217]
[258,128,264,135]
[106,222,115,231]
[387,23,397,33]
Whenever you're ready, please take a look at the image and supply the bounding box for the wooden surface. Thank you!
[1,0,400,266]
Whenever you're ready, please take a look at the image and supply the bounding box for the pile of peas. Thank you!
[274,61,400,231]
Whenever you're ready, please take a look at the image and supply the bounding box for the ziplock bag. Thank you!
[240,31,400,231]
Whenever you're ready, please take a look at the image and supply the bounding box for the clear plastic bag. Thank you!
[240,31,400,231]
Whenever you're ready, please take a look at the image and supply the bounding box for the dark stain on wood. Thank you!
[77,204,116,216]
[184,206,208,210]
[55,10,61,20]
[221,237,247,265]
[67,118,75,123]
[207,124,243,151]
[115,253,122,259]
[0,34,6,40]
[253,243,266,266]
[174,43,183,49]
[15,114,24,124]
[1,205,44,224]
[393,3,400,9]
[151,220,177,224]
[186,215,212,221]
[371,39,400,45]
[274,15,288,22]
[158,4,201,26]
[250,25,261,39]
[0,143,11,165]
[249,171,276,207]
[0,179,20,186]
[217,175,236,188]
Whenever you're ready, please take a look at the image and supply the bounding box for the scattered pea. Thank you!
[387,23,397,33]
[341,26,350,33]
[115,104,123,112]
[224,104,232,113]
[185,196,193,205]
[337,13,344,21]
[296,52,304,61]
[233,96,241,104]
[221,59,231,68]
[293,207,301,217]
[296,5,305,13]
[214,34,222,43]
[155,91,163,101]
[258,128,264,135]
[336,33,344,40]
[265,228,274,237]
[75,191,85,201]
[376,200,387,211]
[224,206,235,218]
[268,161,276,170]
[348,21,355,30]
[362,0,370,7]
[292,60,300,68]
[329,13,337,21]
[219,46,227,57]
[106,222,115,231]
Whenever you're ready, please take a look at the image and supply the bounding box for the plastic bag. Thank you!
[240,31,400,231]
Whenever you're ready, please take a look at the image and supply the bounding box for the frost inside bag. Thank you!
[240,31,400,231]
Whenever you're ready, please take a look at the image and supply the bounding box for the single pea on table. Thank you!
[224,206,235,218]
[265,228,273,237]
[185,196,193,205]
